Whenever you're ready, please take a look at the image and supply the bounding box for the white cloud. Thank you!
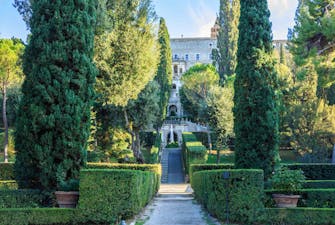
[187,0,216,37]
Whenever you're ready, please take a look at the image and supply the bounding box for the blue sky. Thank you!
[0,0,298,41]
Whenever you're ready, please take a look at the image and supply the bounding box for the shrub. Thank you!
[0,208,79,225]
[0,189,44,208]
[189,164,234,183]
[303,180,335,189]
[78,169,158,224]
[264,208,335,225]
[285,163,335,180]
[0,180,17,190]
[86,163,161,191]
[192,169,264,224]
[182,133,208,175]
[150,133,161,163]
[0,162,14,180]
[268,167,306,193]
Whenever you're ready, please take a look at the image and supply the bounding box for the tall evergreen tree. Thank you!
[94,0,158,107]
[234,0,279,179]
[154,17,172,128]
[213,0,240,85]
[15,0,96,190]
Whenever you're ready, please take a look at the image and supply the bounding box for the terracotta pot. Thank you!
[55,191,79,208]
[272,194,300,208]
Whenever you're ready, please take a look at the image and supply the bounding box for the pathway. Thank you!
[130,148,220,225]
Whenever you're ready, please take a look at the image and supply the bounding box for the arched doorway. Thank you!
[173,65,178,74]
[169,105,177,116]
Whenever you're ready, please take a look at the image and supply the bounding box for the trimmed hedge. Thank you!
[189,164,234,183]
[265,189,335,208]
[264,208,335,225]
[0,208,79,225]
[0,180,17,190]
[192,169,264,224]
[182,133,208,175]
[0,189,43,208]
[86,163,161,192]
[0,163,14,180]
[79,169,158,224]
[285,163,335,180]
[303,180,335,189]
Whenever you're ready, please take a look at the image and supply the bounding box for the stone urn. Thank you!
[55,191,79,208]
[272,194,300,208]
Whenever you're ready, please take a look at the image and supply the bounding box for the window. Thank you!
[174,54,178,60]
[196,53,200,61]
[174,65,178,74]
[185,54,189,61]
[179,68,183,74]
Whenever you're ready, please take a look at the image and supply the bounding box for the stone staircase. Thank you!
[161,148,169,183]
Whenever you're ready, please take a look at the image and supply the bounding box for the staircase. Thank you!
[161,148,169,183]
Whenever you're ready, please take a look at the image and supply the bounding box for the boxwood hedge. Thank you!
[78,169,158,224]
[0,163,14,180]
[285,164,335,180]
[189,164,234,183]
[192,169,264,224]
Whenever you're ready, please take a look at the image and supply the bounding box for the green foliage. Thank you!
[206,85,234,151]
[213,0,240,84]
[264,208,335,225]
[298,189,335,208]
[78,169,158,224]
[180,64,219,122]
[206,152,235,164]
[182,133,208,175]
[94,0,158,107]
[303,180,335,188]
[192,169,264,224]
[189,164,234,184]
[58,178,79,192]
[85,162,161,177]
[165,142,179,148]
[125,81,160,162]
[0,189,43,208]
[0,180,17,190]
[0,162,14,180]
[285,163,335,180]
[0,208,79,225]
[234,0,279,179]
[15,0,97,190]
[268,167,306,192]
[155,17,172,126]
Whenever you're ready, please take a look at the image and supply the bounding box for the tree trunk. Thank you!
[206,123,212,154]
[2,83,8,163]
[216,149,220,164]
[134,129,144,163]
[123,109,144,163]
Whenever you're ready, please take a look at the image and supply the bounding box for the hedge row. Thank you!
[78,169,158,224]
[0,163,14,180]
[86,163,161,192]
[303,180,335,189]
[265,189,335,208]
[0,208,79,225]
[192,169,264,224]
[0,180,17,190]
[264,208,335,225]
[0,189,44,208]
[285,163,335,180]
[182,133,208,175]
[189,164,234,183]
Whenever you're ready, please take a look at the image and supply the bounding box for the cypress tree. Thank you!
[154,17,172,127]
[234,0,279,179]
[214,0,240,85]
[15,0,96,190]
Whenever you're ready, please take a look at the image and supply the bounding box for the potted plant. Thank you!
[269,167,306,208]
[55,179,79,208]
